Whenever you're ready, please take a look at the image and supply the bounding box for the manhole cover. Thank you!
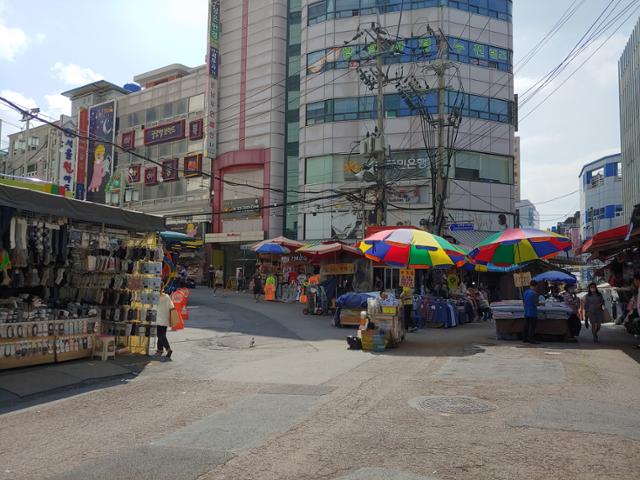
[409,396,497,414]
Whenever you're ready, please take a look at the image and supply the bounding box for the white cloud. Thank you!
[51,62,102,86]
[44,93,70,119]
[0,22,29,61]
[35,32,45,44]
[514,76,537,93]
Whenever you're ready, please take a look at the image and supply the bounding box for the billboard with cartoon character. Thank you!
[86,100,116,203]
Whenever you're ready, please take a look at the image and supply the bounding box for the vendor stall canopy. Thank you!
[0,184,165,232]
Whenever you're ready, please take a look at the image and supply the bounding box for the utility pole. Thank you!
[374,25,386,227]
[434,59,447,235]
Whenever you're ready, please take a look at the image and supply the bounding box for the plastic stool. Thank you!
[92,335,116,361]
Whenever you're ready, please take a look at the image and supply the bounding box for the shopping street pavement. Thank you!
[1,288,639,480]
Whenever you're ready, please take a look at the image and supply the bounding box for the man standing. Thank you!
[523,280,540,344]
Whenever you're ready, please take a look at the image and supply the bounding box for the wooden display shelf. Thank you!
[0,335,57,345]
[0,353,56,370]
[56,349,92,362]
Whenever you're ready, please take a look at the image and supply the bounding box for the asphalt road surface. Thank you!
[1,289,639,480]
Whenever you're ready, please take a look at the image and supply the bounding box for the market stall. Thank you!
[298,241,364,316]
[349,228,467,350]
[468,228,574,341]
[579,216,640,338]
[0,184,165,370]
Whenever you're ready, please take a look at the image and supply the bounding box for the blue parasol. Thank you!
[532,270,577,284]
[255,243,291,255]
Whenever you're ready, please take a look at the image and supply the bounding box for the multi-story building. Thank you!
[297,0,516,240]
[619,16,640,220]
[579,153,624,240]
[63,67,212,233]
[515,199,539,229]
[6,122,59,181]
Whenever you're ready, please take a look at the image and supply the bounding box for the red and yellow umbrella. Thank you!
[468,228,571,267]
[359,228,467,268]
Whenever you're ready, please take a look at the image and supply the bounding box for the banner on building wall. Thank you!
[205,0,220,160]
[86,100,116,203]
[58,116,76,194]
[75,108,89,199]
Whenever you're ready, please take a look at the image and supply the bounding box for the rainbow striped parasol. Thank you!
[359,228,467,268]
[468,228,572,267]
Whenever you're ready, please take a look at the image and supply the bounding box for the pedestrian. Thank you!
[630,273,640,348]
[476,289,491,321]
[155,291,175,359]
[522,280,541,344]
[562,284,581,339]
[236,267,244,292]
[213,266,224,296]
[208,265,214,289]
[583,282,605,343]
[253,271,263,302]
[400,286,415,332]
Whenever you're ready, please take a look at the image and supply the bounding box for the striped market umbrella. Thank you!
[359,228,467,269]
[468,228,572,267]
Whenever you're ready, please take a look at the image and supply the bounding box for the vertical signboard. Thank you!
[205,0,220,161]
[86,100,116,203]
[75,108,89,199]
[58,116,76,195]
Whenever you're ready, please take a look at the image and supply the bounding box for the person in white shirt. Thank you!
[156,292,175,359]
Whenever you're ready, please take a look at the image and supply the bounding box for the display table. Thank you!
[491,301,573,340]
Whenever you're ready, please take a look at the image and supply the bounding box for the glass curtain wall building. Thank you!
[298,0,516,240]
[285,0,302,238]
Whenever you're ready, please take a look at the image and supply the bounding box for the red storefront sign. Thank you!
[144,166,158,185]
[121,131,135,150]
[183,154,202,177]
[189,119,203,140]
[75,108,89,198]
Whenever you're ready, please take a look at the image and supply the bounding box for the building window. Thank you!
[307,0,512,26]
[590,167,604,188]
[616,161,622,180]
[28,137,40,150]
[146,107,158,123]
[26,164,37,177]
[306,92,513,126]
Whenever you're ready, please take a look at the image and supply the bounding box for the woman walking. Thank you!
[583,282,605,343]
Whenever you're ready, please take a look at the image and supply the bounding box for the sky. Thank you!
[0,0,638,228]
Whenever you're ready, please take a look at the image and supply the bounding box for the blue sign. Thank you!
[450,223,475,232]
[75,183,85,200]
[209,47,218,78]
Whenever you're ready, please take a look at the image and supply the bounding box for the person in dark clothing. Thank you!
[523,280,541,344]
[253,272,263,302]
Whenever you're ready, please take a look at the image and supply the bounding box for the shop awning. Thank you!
[297,241,362,261]
[0,184,165,232]
[249,236,305,252]
[579,225,630,255]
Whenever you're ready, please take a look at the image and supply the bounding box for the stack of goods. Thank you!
[360,329,386,352]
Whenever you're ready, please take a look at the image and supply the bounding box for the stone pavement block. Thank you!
[511,398,640,440]
[51,361,130,381]
[45,445,231,480]
[336,467,439,480]
[155,393,318,452]
[258,383,336,396]
[437,348,566,384]
[0,369,79,397]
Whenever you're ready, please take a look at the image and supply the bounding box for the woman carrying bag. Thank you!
[156,291,176,359]
[583,283,605,343]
